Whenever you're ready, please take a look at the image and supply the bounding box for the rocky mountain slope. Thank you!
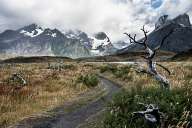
[118,13,192,54]
[0,24,91,58]
[0,24,124,58]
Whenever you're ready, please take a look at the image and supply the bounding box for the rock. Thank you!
[94,32,107,40]
[118,13,192,54]
[155,15,169,29]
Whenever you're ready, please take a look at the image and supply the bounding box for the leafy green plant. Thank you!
[77,74,99,87]
[104,86,192,128]
[113,66,132,79]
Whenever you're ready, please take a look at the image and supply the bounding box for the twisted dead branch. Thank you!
[124,25,174,89]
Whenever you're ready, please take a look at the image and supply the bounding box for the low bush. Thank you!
[104,86,192,128]
[113,66,132,79]
[100,64,118,73]
[100,64,132,80]
[77,74,99,87]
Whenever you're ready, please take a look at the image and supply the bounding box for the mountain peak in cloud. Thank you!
[155,13,191,29]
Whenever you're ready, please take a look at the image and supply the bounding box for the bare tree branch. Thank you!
[124,26,174,89]
[140,25,149,47]
[156,63,171,75]
[124,33,143,45]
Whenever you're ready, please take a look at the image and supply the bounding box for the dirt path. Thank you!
[10,76,121,128]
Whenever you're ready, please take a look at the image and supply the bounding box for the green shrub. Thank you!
[77,74,99,87]
[113,66,132,79]
[100,64,132,80]
[100,64,118,73]
[104,86,192,128]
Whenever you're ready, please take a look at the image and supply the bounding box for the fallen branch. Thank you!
[10,73,27,86]
[132,103,166,128]
[156,63,171,75]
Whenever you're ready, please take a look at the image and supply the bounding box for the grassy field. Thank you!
[0,59,192,128]
[0,62,100,127]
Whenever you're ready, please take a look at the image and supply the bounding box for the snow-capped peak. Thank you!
[20,28,43,37]
[19,24,62,38]
[20,24,44,37]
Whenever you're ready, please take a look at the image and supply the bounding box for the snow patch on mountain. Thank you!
[20,28,44,37]
[19,24,44,37]
[90,34,118,56]
[91,37,107,49]
[51,33,57,37]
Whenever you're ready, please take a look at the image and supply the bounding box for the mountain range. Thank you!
[0,24,118,58]
[0,13,192,59]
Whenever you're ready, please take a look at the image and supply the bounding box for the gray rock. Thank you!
[94,32,107,40]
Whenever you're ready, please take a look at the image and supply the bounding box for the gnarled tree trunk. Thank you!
[124,25,174,90]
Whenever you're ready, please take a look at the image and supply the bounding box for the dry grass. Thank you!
[0,62,98,127]
[1,61,191,127]
[101,62,192,90]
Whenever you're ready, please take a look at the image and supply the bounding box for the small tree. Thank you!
[124,25,174,90]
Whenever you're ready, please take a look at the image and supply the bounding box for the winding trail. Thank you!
[11,76,121,128]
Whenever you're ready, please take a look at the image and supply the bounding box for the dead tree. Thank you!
[124,25,174,90]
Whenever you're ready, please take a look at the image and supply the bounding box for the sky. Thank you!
[0,0,192,41]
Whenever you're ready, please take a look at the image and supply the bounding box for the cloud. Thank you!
[151,0,162,8]
[158,0,192,18]
[0,0,191,41]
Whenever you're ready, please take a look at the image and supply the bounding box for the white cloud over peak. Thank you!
[0,0,191,41]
